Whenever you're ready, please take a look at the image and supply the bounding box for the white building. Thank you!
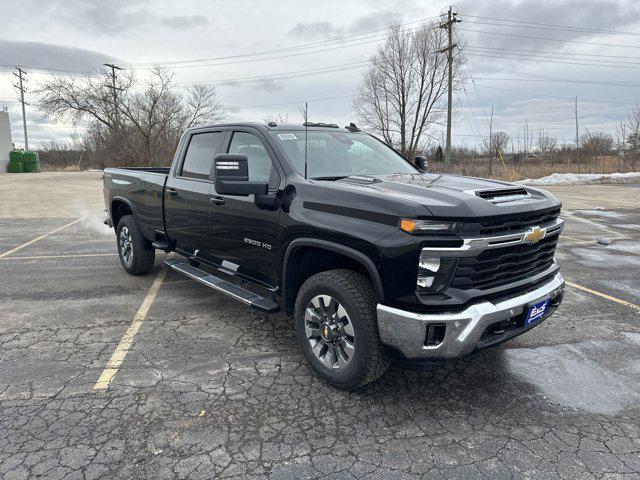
[0,111,12,173]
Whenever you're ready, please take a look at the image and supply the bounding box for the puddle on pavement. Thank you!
[570,247,640,268]
[577,209,626,219]
[504,342,639,415]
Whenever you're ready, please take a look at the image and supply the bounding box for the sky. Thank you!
[1,0,640,150]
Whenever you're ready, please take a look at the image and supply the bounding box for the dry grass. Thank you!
[433,155,637,181]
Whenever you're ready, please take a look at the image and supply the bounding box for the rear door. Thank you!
[164,129,226,257]
[208,129,282,287]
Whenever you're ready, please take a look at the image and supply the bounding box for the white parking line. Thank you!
[0,218,83,258]
[0,253,117,260]
[93,268,167,390]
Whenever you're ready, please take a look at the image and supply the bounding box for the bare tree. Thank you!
[482,131,509,176]
[622,104,640,170]
[353,23,464,159]
[537,133,557,158]
[37,66,224,167]
[263,113,289,124]
[581,130,613,173]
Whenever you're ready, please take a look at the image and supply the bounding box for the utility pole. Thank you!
[12,66,29,150]
[574,96,579,149]
[573,96,579,167]
[439,6,461,164]
[488,105,494,176]
[103,63,123,123]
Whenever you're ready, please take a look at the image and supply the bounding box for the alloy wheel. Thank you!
[304,295,355,370]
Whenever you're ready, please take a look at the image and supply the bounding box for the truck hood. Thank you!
[325,173,560,218]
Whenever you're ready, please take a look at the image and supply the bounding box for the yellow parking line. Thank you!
[566,281,640,311]
[0,218,83,259]
[0,253,117,260]
[93,268,167,390]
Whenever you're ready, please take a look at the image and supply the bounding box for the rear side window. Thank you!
[180,132,223,180]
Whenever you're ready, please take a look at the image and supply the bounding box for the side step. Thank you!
[152,240,171,252]
[164,259,280,313]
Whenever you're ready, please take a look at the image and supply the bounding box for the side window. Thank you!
[180,131,223,180]
[227,132,273,183]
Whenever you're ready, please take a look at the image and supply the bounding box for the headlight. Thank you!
[400,219,458,234]
[417,252,457,293]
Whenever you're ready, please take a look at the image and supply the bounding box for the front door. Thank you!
[208,129,282,287]
[164,130,225,257]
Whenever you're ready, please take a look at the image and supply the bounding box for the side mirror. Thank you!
[214,154,268,196]
[414,155,428,171]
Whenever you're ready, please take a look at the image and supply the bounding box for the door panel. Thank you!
[209,130,281,287]
[164,131,223,255]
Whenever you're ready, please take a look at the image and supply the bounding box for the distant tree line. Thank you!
[37,67,223,168]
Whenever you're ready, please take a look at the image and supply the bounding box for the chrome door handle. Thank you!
[210,196,225,205]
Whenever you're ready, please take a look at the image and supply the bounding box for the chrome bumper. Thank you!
[377,273,565,360]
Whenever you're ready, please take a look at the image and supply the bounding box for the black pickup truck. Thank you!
[103,122,565,389]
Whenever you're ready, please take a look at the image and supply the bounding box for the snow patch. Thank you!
[520,171,640,186]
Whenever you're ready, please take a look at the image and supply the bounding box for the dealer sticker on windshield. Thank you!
[524,298,550,327]
[278,133,297,140]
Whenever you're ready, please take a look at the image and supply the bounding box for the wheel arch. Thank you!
[110,196,137,229]
[282,238,384,315]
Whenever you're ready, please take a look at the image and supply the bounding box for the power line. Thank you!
[463,14,640,37]
[464,51,640,69]
[471,76,640,86]
[122,16,440,67]
[227,94,355,110]
[465,45,640,62]
[174,61,371,87]
[464,19,640,38]
[460,27,640,49]
[472,83,630,106]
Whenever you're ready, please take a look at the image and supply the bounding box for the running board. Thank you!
[164,259,280,313]
[152,240,171,252]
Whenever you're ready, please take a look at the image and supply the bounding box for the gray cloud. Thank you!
[253,79,285,93]
[457,0,640,51]
[288,5,408,39]
[0,40,117,72]
[23,0,208,34]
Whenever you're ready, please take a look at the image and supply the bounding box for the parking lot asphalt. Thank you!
[0,177,639,479]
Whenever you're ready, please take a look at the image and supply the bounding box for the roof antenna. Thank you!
[304,102,309,179]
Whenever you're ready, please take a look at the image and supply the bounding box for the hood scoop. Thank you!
[469,187,531,204]
[340,175,383,185]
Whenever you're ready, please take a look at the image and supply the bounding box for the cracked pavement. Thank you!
[1,185,640,479]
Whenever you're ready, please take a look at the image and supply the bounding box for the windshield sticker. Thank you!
[278,133,298,141]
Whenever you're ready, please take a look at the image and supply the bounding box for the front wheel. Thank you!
[294,269,389,390]
[116,215,155,275]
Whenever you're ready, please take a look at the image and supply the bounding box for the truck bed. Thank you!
[103,166,169,240]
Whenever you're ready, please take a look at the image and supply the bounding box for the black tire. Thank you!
[116,215,155,275]
[294,269,389,390]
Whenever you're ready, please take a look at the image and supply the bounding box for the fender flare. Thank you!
[110,196,138,226]
[282,238,385,302]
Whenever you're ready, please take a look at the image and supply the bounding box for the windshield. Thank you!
[269,130,418,178]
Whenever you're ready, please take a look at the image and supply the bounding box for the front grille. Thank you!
[460,208,561,237]
[451,235,558,291]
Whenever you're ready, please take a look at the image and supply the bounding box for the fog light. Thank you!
[419,256,440,272]
[417,276,434,288]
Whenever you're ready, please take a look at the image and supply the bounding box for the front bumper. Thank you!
[377,273,565,360]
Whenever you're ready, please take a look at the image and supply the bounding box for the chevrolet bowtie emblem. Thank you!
[323,325,330,338]
[523,226,545,244]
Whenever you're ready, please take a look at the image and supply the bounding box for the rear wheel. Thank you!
[294,269,389,389]
[116,215,155,275]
